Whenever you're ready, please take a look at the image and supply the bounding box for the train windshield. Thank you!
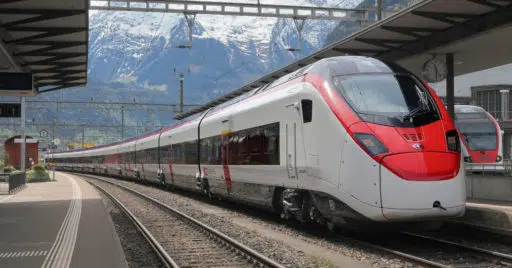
[333,73,439,127]
[455,119,497,151]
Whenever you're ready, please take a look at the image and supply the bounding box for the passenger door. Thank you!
[284,96,303,180]
[221,132,232,190]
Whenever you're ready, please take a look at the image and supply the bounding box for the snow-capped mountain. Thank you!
[5,0,374,145]
[84,0,363,104]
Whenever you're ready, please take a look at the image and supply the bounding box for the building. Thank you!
[471,85,512,122]
[4,135,39,169]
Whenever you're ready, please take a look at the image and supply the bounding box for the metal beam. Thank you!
[380,25,447,39]
[31,62,87,70]
[412,11,481,27]
[34,70,86,78]
[37,83,86,93]
[4,27,87,45]
[89,0,372,21]
[0,9,85,28]
[379,3,512,62]
[36,77,86,85]
[332,47,385,55]
[467,0,505,8]
[354,37,416,53]
[14,41,86,55]
[23,54,86,65]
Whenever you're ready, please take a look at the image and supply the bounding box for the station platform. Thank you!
[0,172,128,268]
[448,198,512,235]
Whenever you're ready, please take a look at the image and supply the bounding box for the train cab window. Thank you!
[301,99,313,123]
[333,74,439,127]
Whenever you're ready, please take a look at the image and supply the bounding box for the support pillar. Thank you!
[180,73,184,113]
[446,53,455,119]
[20,96,26,172]
[121,105,124,141]
[500,89,509,121]
[52,119,56,151]
[184,13,196,49]
[292,17,306,59]
[82,123,85,148]
[376,0,382,21]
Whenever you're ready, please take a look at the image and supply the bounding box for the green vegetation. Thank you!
[3,165,17,173]
[26,164,51,182]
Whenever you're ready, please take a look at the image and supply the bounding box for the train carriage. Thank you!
[134,131,161,183]
[103,143,119,176]
[46,56,466,231]
[454,105,504,173]
[159,116,202,191]
[118,139,136,179]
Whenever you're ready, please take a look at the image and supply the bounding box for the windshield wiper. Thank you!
[400,107,430,122]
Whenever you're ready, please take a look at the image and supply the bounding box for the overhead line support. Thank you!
[292,17,306,59]
[89,0,372,22]
[184,13,196,49]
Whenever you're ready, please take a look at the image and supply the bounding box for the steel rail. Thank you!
[344,231,512,268]
[403,232,512,262]
[88,180,179,268]
[83,174,286,268]
[339,235,451,268]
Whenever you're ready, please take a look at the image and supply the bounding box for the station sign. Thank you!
[0,103,21,117]
[14,138,38,143]
[0,72,33,91]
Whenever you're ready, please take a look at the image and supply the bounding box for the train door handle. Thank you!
[285,102,300,110]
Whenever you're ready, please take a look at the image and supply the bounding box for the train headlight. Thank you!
[353,133,388,156]
[496,155,502,162]
[446,129,460,152]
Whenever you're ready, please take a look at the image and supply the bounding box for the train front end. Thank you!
[315,57,466,223]
[454,105,504,173]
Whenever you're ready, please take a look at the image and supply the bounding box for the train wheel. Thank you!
[326,220,337,234]
[202,178,212,199]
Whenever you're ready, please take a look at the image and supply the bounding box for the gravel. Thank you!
[84,174,423,268]
[415,224,512,258]
[362,233,507,268]
[97,189,165,268]
[95,180,258,268]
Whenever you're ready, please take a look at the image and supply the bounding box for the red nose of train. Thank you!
[350,121,461,181]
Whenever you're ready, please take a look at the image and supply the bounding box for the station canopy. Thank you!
[0,0,88,94]
[175,0,512,119]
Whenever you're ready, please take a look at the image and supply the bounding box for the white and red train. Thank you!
[46,56,466,230]
[454,105,504,173]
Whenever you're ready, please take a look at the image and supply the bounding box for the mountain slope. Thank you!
[3,0,368,147]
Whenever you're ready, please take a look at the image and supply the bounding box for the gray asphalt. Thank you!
[0,175,128,268]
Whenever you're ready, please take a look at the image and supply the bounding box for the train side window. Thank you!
[301,99,313,123]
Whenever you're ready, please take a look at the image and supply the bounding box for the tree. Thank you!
[2,149,8,168]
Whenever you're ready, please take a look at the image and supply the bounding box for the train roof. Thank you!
[175,56,410,120]
[48,56,413,157]
[312,56,409,77]
[454,105,487,114]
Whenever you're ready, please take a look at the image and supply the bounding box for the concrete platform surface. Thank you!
[448,198,512,235]
[0,172,128,268]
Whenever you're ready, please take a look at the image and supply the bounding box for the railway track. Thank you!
[77,172,512,268]
[342,231,512,268]
[85,175,285,268]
